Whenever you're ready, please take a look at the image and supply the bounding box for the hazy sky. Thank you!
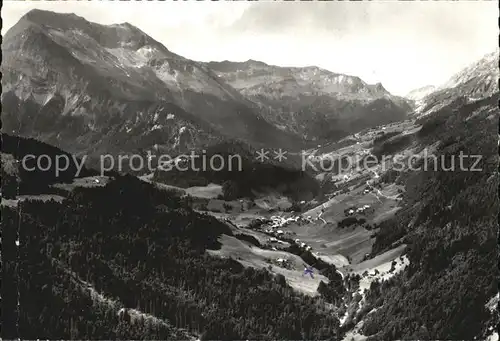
[3,0,497,95]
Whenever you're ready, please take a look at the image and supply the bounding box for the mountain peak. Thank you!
[414,50,499,116]
[443,50,499,89]
[23,8,88,27]
[4,9,84,41]
[5,9,170,53]
[109,21,143,33]
[3,9,304,154]
[372,82,387,92]
[113,22,135,28]
[246,59,268,66]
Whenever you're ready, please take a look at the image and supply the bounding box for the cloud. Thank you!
[228,1,494,43]
[229,2,368,35]
[218,1,497,94]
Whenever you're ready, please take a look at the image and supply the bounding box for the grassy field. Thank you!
[52,176,111,192]
[1,194,66,207]
[184,183,222,199]
[346,244,407,274]
[207,234,329,296]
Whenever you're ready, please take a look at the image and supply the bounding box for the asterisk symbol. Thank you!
[255,148,269,162]
[273,149,288,162]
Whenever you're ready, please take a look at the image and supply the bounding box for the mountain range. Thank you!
[1,9,301,161]
[2,9,412,168]
[412,50,499,117]
[207,60,411,140]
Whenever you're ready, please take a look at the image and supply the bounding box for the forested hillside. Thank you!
[154,140,321,201]
[2,174,341,340]
[358,94,498,340]
[1,134,98,197]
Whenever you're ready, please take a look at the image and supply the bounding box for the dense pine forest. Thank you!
[1,134,99,197]
[359,95,499,340]
[153,140,321,201]
[2,174,341,340]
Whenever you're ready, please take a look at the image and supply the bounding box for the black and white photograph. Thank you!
[1,1,498,340]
